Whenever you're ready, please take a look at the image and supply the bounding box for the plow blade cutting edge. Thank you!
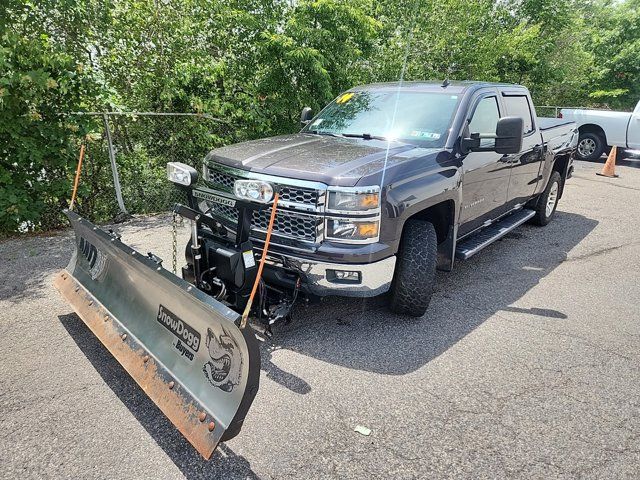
[54,210,260,459]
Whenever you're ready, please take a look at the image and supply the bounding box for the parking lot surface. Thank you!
[1,158,639,479]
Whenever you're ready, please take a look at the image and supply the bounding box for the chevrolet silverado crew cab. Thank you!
[171,81,577,319]
[561,99,640,160]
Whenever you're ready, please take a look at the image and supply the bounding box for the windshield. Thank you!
[302,90,460,147]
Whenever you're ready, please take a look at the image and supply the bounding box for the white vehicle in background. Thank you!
[560,100,640,161]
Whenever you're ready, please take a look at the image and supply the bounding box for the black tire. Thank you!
[576,132,605,161]
[532,171,562,226]
[389,220,437,317]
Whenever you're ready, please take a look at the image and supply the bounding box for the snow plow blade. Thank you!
[53,210,259,459]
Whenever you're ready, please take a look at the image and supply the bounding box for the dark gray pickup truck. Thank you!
[172,81,577,319]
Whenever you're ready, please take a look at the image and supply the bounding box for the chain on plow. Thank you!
[172,211,178,274]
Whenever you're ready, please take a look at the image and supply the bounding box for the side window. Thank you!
[469,96,500,147]
[504,95,534,134]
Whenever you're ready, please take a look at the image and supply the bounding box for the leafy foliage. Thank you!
[581,0,640,108]
[0,17,105,232]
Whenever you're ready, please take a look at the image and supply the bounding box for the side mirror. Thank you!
[460,130,480,153]
[460,116,524,154]
[494,116,524,154]
[300,107,313,125]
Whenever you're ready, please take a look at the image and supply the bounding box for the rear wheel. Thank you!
[576,132,605,161]
[532,171,562,226]
[389,220,437,317]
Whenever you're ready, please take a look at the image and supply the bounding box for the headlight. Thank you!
[326,218,380,243]
[167,162,198,186]
[233,179,274,203]
[327,187,380,212]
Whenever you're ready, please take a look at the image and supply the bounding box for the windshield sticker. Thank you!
[336,92,355,104]
[311,118,323,126]
[409,130,441,140]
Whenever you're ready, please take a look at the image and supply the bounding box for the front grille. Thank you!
[208,170,236,192]
[278,186,319,205]
[207,167,320,207]
[203,164,325,243]
[206,202,321,242]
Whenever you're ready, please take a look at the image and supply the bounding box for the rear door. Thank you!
[458,90,511,236]
[501,93,544,206]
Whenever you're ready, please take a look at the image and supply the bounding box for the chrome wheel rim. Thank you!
[578,138,596,157]
[546,181,559,217]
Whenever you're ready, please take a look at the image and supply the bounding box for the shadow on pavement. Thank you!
[500,306,568,319]
[260,345,311,395]
[268,211,597,375]
[59,314,261,480]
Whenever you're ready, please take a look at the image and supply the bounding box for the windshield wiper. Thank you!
[308,130,341,137]
[342,133,388,141]
[309,131,389,141]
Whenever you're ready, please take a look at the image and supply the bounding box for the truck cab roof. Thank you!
[349,81,528,95]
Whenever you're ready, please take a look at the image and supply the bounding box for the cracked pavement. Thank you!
[1,159,639,479]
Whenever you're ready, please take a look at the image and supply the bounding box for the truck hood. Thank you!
[204,134,431,186]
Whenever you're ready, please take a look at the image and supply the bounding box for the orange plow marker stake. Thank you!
[240,192,280,329]
[70,142,86,210]
[596,145,619,178]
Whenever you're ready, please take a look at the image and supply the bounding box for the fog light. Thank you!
[327,269,361,284]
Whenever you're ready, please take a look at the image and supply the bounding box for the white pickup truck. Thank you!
[561,100,640,160]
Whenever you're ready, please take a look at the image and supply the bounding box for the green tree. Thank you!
[0,3,106,233]
[254,0,380,133]
[582,0,640,109]
[2,0,639,234]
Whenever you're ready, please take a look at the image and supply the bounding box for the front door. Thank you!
[627,101,640,149]
[458,92,511,236]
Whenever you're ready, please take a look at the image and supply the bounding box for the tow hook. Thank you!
[263,277,301,334]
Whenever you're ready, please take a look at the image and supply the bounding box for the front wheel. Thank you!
[532,171,562,226]
[389,220,437,317]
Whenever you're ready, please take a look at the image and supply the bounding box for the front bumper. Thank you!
[264,254,396,297]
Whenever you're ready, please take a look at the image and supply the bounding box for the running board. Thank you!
[455,209,535,260]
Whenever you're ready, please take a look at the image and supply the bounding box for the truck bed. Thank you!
[538,117,578,152]
[537,117,574,131]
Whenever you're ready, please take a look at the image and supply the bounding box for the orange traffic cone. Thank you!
[596,146,619,178]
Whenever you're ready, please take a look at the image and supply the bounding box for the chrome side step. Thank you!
[455,209,536,260]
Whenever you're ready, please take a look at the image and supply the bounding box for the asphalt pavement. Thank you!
[1,158,639,479]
